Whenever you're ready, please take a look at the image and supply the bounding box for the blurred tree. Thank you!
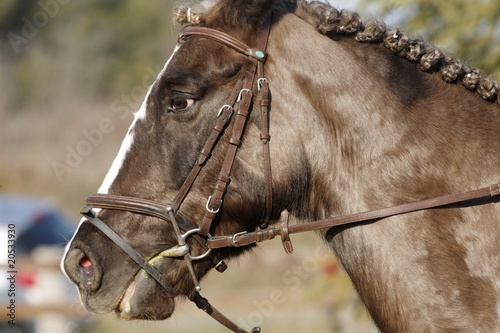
[0,0,38,40]
[360,0,500,78]
[75,1,178,98]
[0,0,178,112]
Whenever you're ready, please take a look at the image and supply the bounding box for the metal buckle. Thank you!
[217,104,232,117]
[206,195,223,214]
[257,78,268,91]
[231,231,247,246]
[237,88,252,102]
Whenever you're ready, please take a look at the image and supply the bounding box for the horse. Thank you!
[62,0,500,332]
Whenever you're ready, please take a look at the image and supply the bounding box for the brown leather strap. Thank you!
[199,75,256,235]
[190,292,261,333]
[256,11,273,227]
[256,11,272,55]
[207,182,500,251]
[84,193,199,233]
[82,207,175,294]
[171,79,244,213]
[85,182,500,251]
[257,64,273,228]
[86,193,171,220]
[194,12,274,236]
[180,27,267,62]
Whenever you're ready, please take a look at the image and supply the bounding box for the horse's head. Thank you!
[62,0,277,321]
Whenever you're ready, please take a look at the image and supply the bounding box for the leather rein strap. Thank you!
[207,182,500,251]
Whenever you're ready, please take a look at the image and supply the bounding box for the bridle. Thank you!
[79,11,500,333]
[82,12,274,333]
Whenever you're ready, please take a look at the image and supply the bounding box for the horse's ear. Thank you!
[206,0,274,32]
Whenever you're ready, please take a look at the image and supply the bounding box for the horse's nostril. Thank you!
[63,248,101,292]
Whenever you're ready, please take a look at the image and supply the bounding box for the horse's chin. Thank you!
[114,269,175,320]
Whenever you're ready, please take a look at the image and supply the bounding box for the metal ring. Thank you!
[205,195,222,214]
[237,89,252,102]
[189,247,212,261]
[181,228,213,261]
[181,228,202,239]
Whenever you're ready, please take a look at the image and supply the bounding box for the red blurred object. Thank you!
[17,271,37,287]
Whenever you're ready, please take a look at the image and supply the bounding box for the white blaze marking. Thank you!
[61,46,180,276]
[97,113,142,194]
[99,45,180,194]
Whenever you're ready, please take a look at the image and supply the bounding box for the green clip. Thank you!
[255,50,265,59]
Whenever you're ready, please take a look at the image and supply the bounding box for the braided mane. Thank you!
[174,0,500,104]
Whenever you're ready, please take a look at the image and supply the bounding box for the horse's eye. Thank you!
[169,98,194,112]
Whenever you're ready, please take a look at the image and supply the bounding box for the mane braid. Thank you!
[173,0,500,105]
[294,0,500,104]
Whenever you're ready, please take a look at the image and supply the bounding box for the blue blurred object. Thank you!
[0,195,90,333]
[0,194,76,253]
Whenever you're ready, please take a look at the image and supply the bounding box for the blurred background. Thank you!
[1,0,499,332]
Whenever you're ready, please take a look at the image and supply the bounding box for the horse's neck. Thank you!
[268,14,500,332]
[321,52,500,332]
[269,16,500,213]
[318,64,500,330]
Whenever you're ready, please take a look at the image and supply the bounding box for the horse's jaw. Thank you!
[115,268,175,320]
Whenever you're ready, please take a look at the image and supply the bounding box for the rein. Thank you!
[78,11,500,333]
[208,182,500,251]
